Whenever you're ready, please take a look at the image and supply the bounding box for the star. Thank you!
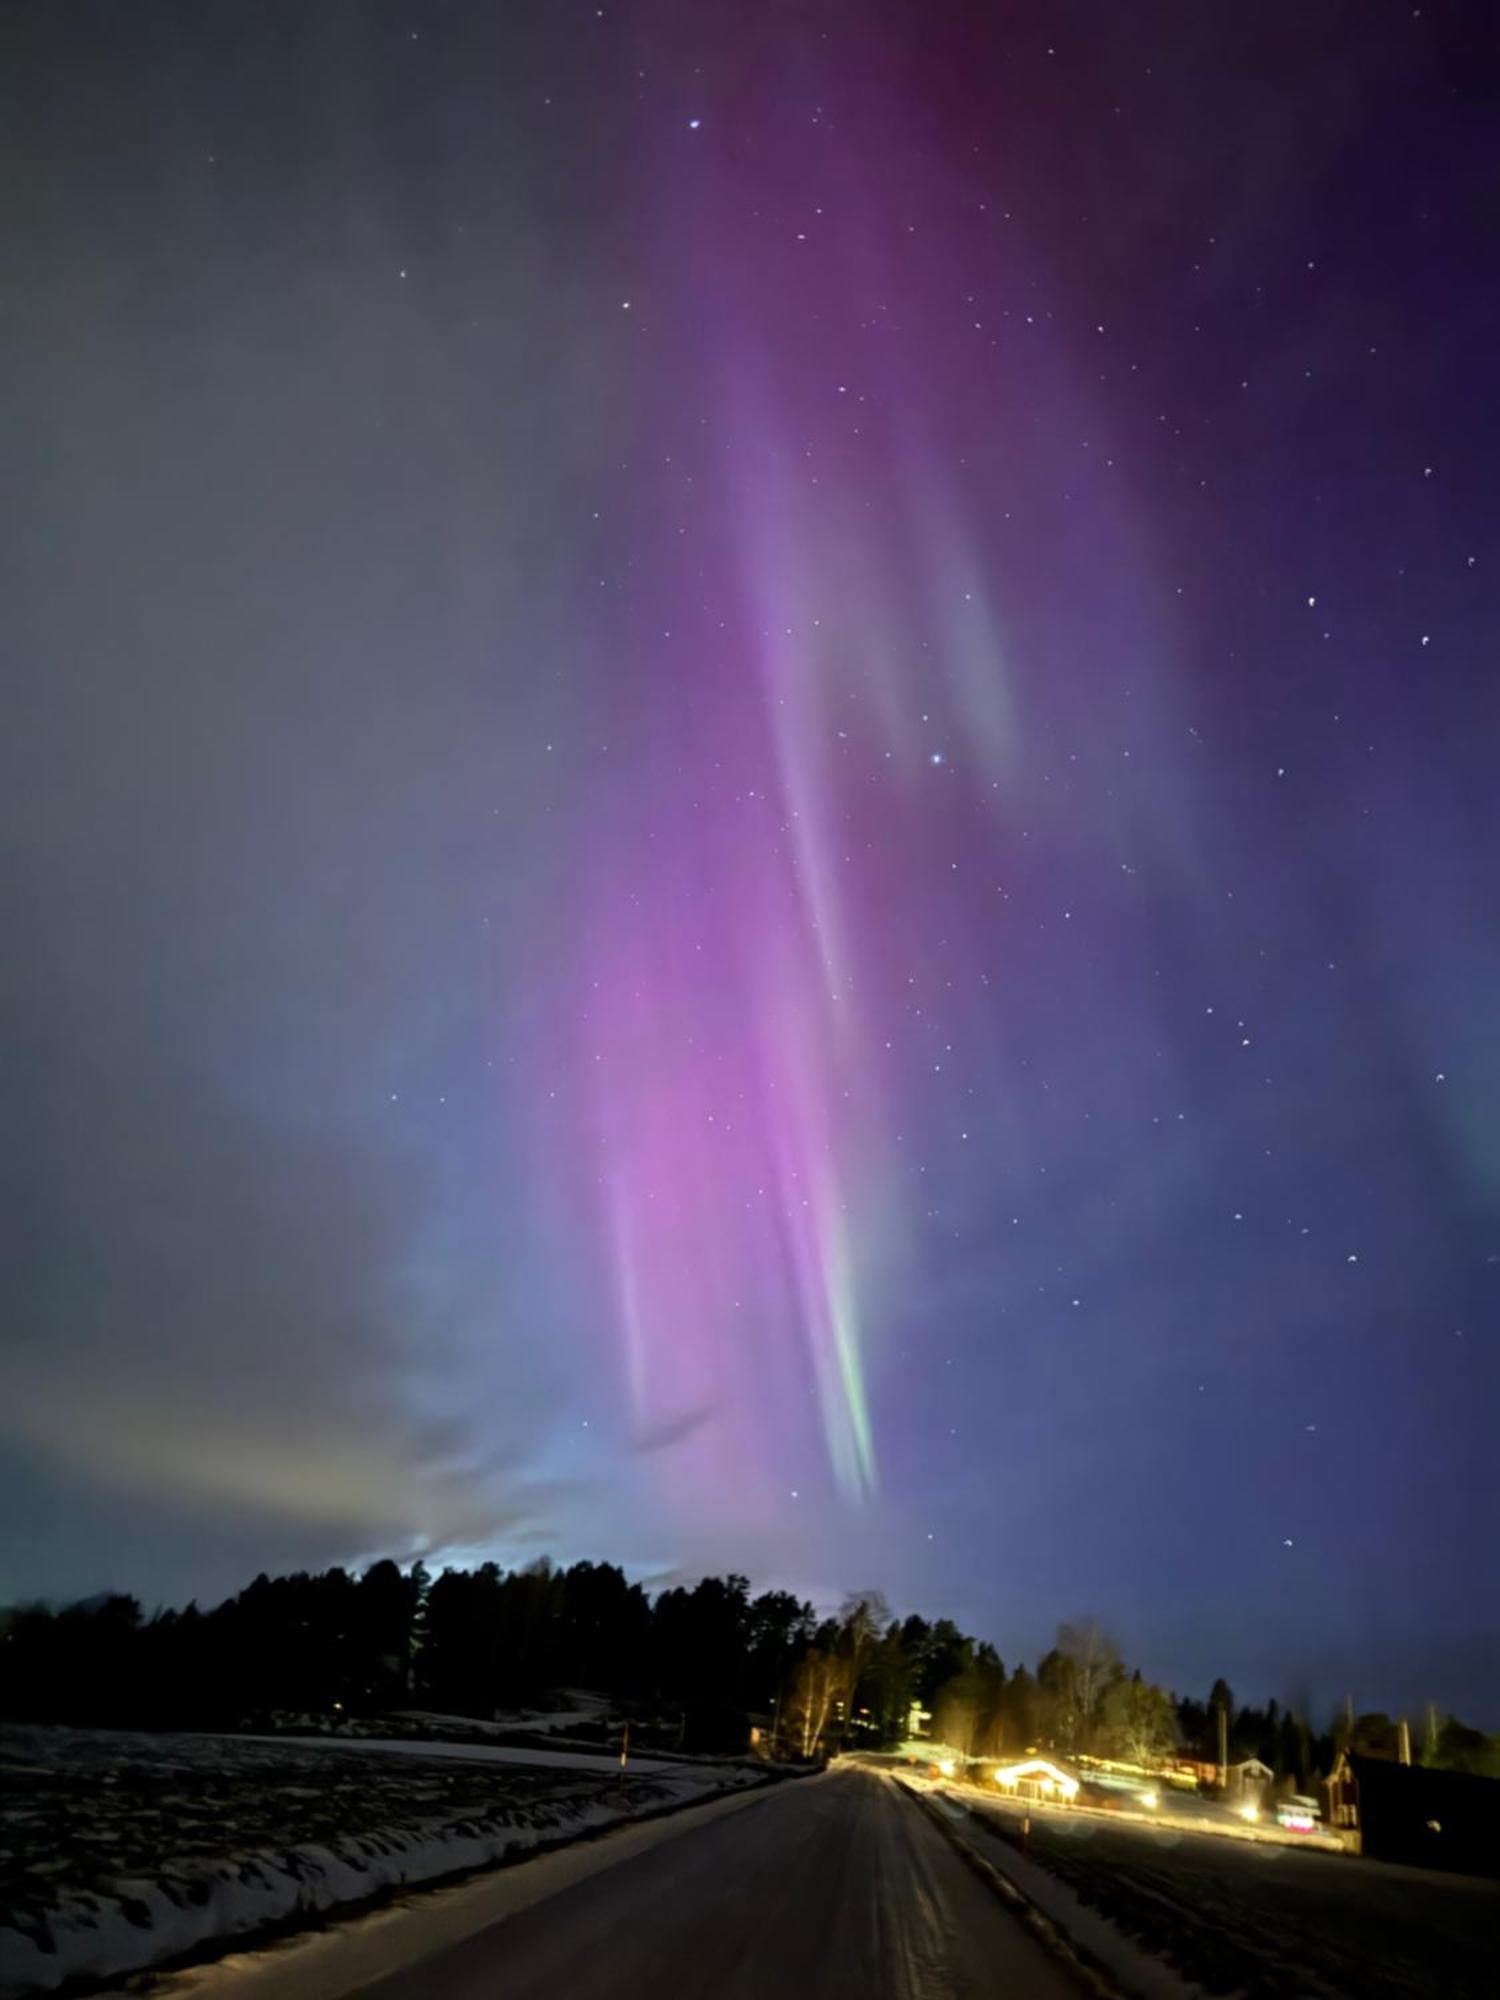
[9,0,1491,1756]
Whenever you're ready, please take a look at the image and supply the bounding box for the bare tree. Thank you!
[1055,1619,1123,1751]
[787,1648,853,1759]
[838,1591,891,1681]
[1101,1674,1177,1768]
[933,1669,981,1761]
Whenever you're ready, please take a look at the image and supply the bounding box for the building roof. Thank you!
[989,1756,1081,1797]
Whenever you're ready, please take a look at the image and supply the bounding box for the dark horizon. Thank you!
[10,1540,1497,1735]
[6,1,1498,1739]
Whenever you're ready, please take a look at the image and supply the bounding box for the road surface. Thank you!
[350,1768,1084,2000]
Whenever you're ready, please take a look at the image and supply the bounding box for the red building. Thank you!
[1324,1753,1500,1876]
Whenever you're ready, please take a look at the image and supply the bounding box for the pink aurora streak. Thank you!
[546,67,1027,1514]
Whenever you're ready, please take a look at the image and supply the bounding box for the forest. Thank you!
[3,1558,1495,1782]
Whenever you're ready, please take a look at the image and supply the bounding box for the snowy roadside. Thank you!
[143,1779,796,2000]
[904,1772,1499,2000]
[233,1730,680,1776]
[0,1725,773,1998]
[892,1774,1194,2000]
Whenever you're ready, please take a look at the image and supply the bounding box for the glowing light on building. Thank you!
[990,1757,1079,1800]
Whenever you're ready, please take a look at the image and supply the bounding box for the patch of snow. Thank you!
[389,1696,610,1739]
[0,1726,766,1998]
[235,1732,681,1776]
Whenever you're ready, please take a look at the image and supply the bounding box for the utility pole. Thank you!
[1217,1699,1229,1790]
[1397,1717,1411,1766]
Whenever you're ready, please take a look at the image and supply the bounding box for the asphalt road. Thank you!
[350,1768,1084,2000]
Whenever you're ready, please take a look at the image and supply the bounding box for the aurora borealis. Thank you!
[6,1,1498,1718]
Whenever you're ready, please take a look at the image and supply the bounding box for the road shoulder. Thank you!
[120,1775,797,2000]
[895,1779,1199,2000]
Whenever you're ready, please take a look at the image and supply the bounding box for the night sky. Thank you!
[6,1,1498,1721]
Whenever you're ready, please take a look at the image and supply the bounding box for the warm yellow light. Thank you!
[1141,1791,1159,1809]
[1238,1803,1260,1823]
[938,1758,956,1778]
[991,1757,1078,1800]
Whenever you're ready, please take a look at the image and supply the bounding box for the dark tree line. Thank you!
[0,1562,815,1749]
[3,1563,1494,1776]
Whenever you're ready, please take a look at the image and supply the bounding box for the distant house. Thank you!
[1324,1753,1500,1877]
[1171,1755,1219,1786]
[987,1756,1080,1802]
[1226,1757,1274,1803]
[1171,1754,1271,1796]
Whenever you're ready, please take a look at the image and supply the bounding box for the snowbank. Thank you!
[237,1731,679,1776]
[0,1727,764,1997]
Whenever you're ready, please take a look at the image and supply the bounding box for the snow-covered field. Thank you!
[238,1730,679,1775]
[0,1725,766,1997]
[967,1792,1497,1999]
